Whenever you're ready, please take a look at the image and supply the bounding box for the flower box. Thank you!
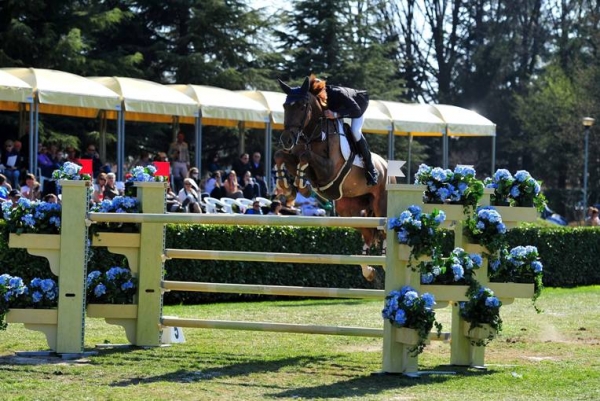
[492,206,538,225]
[398,244,432,262]
[463,322,496,341]
[87,304,138,344]
[6,308,58,350]
[8,233,61,276]
[394,327,421,346]
[421,203,465,222]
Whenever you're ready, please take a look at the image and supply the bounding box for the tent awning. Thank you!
[0,70,34,111]
[1,68,121,117]
[90,77,199,122]
[426,104,496,136]
[171,84,269,127]
[237,90,286,129]
[374,101,447,136]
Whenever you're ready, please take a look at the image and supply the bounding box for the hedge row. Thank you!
[1,221,598,305]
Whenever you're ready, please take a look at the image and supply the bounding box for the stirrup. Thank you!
[365,170,378,186]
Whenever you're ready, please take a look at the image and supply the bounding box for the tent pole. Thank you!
[32,99,39,175]
[443,127,448,169]
[407,133,413,184]
[387,127,394,161]
[195,114,202,175]
[491,135,496,176]
[99,110,107,166]
[119,107,125,181]
[265,120,272,195]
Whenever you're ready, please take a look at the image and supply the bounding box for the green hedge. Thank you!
[1,221,599,305]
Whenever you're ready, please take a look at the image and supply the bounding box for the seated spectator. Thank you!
[272,186,299,215]
[1,140,21,189]
[295,191,326,216]
[232,153,251,181]
[177,178,202,213]
[223,171,244,199]
[586,207,600,226]
[268,200,282,215]
[240,171,260,199]
[133,150,154,167]
[43,193,59,204]
[20,173,42,201]
[92,173,107,203]
[245,200,263,215]
[7,189,21,207]
[166,185,184,212]
[37,144,60,179]
[81,144,103,178]
[207,153,223,173]
[0,174,12,201]
[103,172,121,200]
[208,171,227,199]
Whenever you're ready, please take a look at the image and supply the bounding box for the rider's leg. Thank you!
[350,116,378,186]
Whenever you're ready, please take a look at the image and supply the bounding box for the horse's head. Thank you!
[278,77,324,150]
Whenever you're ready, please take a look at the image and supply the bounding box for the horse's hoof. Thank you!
[361,265,376,282]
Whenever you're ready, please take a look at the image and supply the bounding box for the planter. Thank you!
[91,233,141,274]
[421,203,465,222]
[463,322,496,341]
[398,244,432,262]
[6,308,58,350]
[394,327,421,346]
[492,206,538,227]
[8,233,61,276]
[86,304,138,344]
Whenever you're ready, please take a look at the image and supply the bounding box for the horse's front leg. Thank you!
[274,150,298,197]
[294,151,315,196]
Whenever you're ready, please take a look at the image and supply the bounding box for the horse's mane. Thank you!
[309,74,327,108]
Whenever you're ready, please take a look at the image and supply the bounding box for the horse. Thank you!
[274,76,395,281]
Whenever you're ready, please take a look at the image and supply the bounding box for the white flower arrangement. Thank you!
[52,161,92,181]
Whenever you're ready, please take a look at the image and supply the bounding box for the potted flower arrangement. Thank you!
[89,196,141,233]
[490,245,544,310]
[124,165,166,197]
[414,164,484,211]
[421,247,483,285]
[484,169,546,212]
[52,161,92,181]
[2,198,62,235]
[382,285,441,355]
[388,204,446,263]
[1,274,58,330]
[86,266,137,305]
[463,206,507,253]
[459,285,502,346]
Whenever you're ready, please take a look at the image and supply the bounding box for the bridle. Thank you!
[280,94,326,151]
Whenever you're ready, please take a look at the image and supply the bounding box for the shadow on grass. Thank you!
[109,354,328,387]
[269,365,495,399]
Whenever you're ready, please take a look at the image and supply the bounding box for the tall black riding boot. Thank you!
[356,138,378,186]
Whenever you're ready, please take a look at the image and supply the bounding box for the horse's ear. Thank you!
[300,77,310,93]
[278,79,292,95]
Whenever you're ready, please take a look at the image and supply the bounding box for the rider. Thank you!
[317,77,379,186]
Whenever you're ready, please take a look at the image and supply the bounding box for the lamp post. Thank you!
[582,117,595,209]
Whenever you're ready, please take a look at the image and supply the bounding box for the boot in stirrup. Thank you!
[356,138,378,186]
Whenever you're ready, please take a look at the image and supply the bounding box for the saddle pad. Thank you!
[335,120,364,168]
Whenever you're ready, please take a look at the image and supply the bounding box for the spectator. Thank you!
[586,207,600,226]
[223,171,244,199]
[240,171,260,199]
[271,186,299,215]
[92,173,107,203]
[168,131,190,193]
[133,150,154,167]
[1,140,21,189]
[43,193,59,204]
[249,151,268,196]
[232,153,251,182]
[37,143,60,178]
[166,185,184,212]
[188,167,200,183]
[81,144,103,178]
[0,173,12,192]
[12,140,27,176]
[103,172,120,200]
[20,173,42,201]
[154,152,169,162]
[295,190,326,216]
[207,152,223,173]
[7,189,21,207]
[65,146,80,164]
[244,200,263,215]
[268,200,282,215]
[208,171,227,199]
[177,178,202,213]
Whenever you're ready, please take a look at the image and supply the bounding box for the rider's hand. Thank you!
[324,110,338,120]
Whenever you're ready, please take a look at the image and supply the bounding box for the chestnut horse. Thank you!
[275,77,394,280]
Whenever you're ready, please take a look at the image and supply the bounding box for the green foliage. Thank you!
[460,283,503,346]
